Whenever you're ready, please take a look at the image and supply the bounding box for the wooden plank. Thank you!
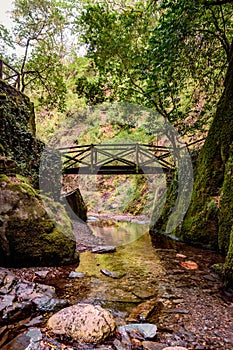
[63,165,172,175]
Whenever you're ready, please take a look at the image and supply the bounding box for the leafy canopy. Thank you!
[78,0,233,135]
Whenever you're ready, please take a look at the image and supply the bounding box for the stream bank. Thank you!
[2,214,233,349]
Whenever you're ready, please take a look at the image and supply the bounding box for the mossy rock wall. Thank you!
[150,53,233,287]
[223,226,233,288]
[0,175,78,267]
[0,80,43,184]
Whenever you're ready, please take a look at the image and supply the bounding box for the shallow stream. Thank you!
[5,216,232,349]
[75,218,165,317]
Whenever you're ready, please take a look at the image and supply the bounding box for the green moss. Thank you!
[0,80,44,185]
[218,148,233,253]
[211,263,224,276]
[6,216,77,267]
[181,196,219,248]
[16,174,31,184]
[0,174,78,267]
[0,174,10,183]
[0,143,4,155]
[223,226,233,289]
[5,180,37,197]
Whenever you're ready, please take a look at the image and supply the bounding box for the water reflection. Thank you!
[88,218,149,246]
[75,221,165,312]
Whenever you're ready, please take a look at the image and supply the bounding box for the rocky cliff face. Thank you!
[0,80,43,185]
[0,81,86,267]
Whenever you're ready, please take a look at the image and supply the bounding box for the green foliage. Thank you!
[0,25,15,59]
[77,1,153,105]
[77,0,233,136]
[1,0,75,110]
[25,46,67,110]
[143,0,233,130]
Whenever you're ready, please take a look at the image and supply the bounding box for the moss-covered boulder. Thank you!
[0,175,78,267]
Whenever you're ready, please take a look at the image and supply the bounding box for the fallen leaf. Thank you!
[180,260,198,270]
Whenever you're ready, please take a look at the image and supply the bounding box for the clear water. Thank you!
[75,220,165,314]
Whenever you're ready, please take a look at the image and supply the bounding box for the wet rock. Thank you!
[15,281,56,301]
[91,246,116,254]
[2,301,33,323]
[15,282,36,299]
[69,271,85,278]
[34,271,49,279]
[203,274,217,282]
[175,254,187,259]
[0,295,15,313]
[142,341,165,350]
[87,216,99,222]
[113,338,128,350]
[118,323,157,339]
[127,300,163,322]
[100,268,125,279]
[47,303,116,343]
[33,283,56,298]
[0,269,18,294]
[1,328,43,350]
[117,323,132,348]
[25,315,44,327]
[132,288,158,300]
[128,329,145,340]
[32,296,68,312]
[1,332,31,350]
[0,269,67,324]
[164,308,189,314]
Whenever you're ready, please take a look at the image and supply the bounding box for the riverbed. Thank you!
[59,215,233,348]
[6,215,233,349]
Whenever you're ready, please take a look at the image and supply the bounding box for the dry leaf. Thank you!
[180,260,198,270]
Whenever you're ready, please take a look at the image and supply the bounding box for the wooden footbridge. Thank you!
[59,143,175,175]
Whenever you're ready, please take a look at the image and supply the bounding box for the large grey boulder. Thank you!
[47,303,116,344]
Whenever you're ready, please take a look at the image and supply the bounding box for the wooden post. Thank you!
[0,60,3,79]
[91,144,94,173]
[136,143,139,173]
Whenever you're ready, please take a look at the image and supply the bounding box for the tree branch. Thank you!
[206,0,233,6]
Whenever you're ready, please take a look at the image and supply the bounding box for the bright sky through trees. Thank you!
[0,0,13,29]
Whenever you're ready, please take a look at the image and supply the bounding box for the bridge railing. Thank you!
[0,59,20,90]
[59,143,176,175]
